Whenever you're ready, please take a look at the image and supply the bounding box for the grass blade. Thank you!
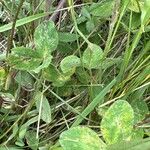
[71,78,116,127]
[0,12,49,33]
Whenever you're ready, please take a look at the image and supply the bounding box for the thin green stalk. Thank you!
[68,0,90,45]
[6,0,25,56]
[104,1,127,57]
[118,27,143,81]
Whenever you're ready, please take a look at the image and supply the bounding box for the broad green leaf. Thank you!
[25,131,39,150]
[101,100,134,144]
[0,12,48,33]
[60,55,81,74]
[34,21,58,53]
[59,126,106,150]
[58,32,79,42]
[35,92,52,124]
[82,43,103,69]
[90,0,115,18]
[141,0,150,26]
[7,47,42,71]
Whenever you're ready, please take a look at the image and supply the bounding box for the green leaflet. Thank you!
[141,0,150,26]
[7,47,42,71]
[35,91,52,124]
[34,21,58,53]
[101,100,134,145]
[82,43,103,69]
[59,126,106,150]
[60,55,81,74]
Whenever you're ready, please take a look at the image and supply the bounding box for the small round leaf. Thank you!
[82,43,103,69]
[101,100,134,144]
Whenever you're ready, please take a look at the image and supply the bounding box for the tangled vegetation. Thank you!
[0,0,150,149]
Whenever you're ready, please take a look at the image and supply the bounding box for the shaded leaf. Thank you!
[18,116,38,140]
[33,54,52,73]
[131,99,149,139]
[75,67,90,84]
[101,100,134,144]
[16,116,38,147]
[90,0,115,18]
[43,65,69,87]
[86,20,95,32]
[15,71,34,89]
[131,99,149,123]
[59,126,106,150]
[82,43,103,69]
